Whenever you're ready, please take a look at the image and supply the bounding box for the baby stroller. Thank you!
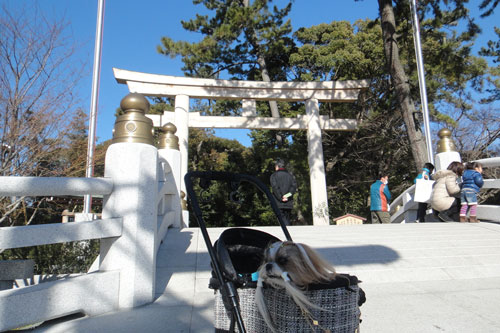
[185,171,363,333]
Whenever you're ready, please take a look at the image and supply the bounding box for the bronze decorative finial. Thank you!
[112,93,154,145]
[180,191,188,211]
[158,123,179,150]
[436,128,457,153]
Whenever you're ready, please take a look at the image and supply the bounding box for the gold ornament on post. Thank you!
[158,122,179,150]
[436,128,457,153]
[112,93,154,145]
[180,191,188,211]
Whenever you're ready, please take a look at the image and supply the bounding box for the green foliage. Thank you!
[1,241,99,275]
[187,128,284,227]
[479,0,499,17]
[149,97,175,114]
[157,0,295,80]
[480,27,500,102]
[390,1,492,130]
[191,183,280,228]
[291,20,384,81]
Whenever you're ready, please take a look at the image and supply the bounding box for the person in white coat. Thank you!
[430,161,464,222]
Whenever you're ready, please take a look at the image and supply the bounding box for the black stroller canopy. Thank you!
[214,228,281,286]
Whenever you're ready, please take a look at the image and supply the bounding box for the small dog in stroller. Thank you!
[256,241,363,332]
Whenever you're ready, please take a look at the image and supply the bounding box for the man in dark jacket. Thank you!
[270,159,297,226]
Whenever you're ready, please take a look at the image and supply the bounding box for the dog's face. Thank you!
[260,241,335,287]
[256,241,338,332]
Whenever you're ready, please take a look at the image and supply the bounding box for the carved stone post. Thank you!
[157,123,184,230]
[100,93,158,308]
[435,128,461,171]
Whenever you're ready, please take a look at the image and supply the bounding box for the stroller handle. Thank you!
[184,171,293,241]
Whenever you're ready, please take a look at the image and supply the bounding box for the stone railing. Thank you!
[0,95,182,332]
[473,157,500,221]
[390,156,500,223]
[389,184,418,223]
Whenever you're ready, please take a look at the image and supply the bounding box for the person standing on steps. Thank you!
[459,162,484,223]
[370,173,391,224]
[270,159,297,226]
[414,162,435,222]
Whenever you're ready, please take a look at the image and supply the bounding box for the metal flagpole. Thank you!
[410,0,434,165]
[84,0,105,214]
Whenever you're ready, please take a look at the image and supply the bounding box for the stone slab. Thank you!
[0,259,34,280]
[1,271,119,332]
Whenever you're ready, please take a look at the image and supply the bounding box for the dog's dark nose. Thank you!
[265,263,273,272]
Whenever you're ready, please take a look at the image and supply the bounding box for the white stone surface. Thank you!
[100,142,159,308]
[186,113,357,130]
[74,213,97,222]
[474,156,500,168]
[0,271,119,332]
[129,80,362,102]
[182,210,190,228]
[114,68,369,102]
[158,148,182,230]
[0,260,34,281]
[174,94,189,195]
[306,98,330,225]
[0,176,113,196]
[435,151,461,171]
[0,218,122,249]
[148,110,358,131]
[477,205,500,222]
[241,99,256,116]
[483,178,500,189]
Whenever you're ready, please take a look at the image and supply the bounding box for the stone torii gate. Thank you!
[113,68,369,225]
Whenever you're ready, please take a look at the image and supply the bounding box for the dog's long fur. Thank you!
[255,241,337,332]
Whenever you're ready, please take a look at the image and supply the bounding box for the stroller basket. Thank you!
[185,171,362,333]
[215,283,361,333]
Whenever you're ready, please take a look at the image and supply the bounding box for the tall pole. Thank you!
[84,0,105,214]
[410,0,434,165]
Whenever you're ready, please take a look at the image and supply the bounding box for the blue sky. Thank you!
[3,0,498,146]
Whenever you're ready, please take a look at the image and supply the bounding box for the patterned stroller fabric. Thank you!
[215,282,362,333]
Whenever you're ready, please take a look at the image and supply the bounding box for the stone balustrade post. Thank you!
[435,128,461,171]
[99,93,158,308]
[158,123,184,229]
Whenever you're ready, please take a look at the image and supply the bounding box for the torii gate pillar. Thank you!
[175,94,189,194]
[306,99,329,225]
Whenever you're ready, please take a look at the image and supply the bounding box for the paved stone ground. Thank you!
[32,222,500,332]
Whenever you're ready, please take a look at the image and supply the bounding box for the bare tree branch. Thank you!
[0,3,86,225]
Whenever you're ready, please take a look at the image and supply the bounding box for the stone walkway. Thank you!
[33,222,500,332]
